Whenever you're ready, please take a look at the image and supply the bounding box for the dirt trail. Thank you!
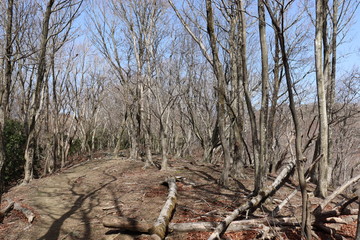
[1,156,170,240]
[0,155,358,240]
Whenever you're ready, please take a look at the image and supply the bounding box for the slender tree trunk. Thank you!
[280,37,312,240]
[128,120,139,160]
[160,122,168,170]
[315,0,329,198]
[267,34,281,173]
[0,110,5,202]
[24,131,35,184]
[258,0,270,191]
[228,3,243,178]
[0,0,14,200]
[203,141,214,163]
[143,102,153,167]
[238,0,261,192]
[205,0,232,186]
[3,0,14,119]
[264,1,312,238]
[23,0,55,184]
[328,0,338,185]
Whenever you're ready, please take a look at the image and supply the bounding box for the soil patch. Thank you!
[0,155,358,239]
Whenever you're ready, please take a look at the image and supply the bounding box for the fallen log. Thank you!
[103,216,299,233]
[102,177,177,239]
[2,199,35,223]
[314,174,360,216]
[168,217,299,232]
[0,200,15,223]
[149,177,177,240]
[318,196,359,219]
[208,160,296,240]
[13,202,35,223]
[271,155,322,217]
[309,174,360,239]
[103,216,151,232]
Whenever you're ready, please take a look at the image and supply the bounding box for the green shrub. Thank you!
[3,119,26,186]
[69,138,82,155]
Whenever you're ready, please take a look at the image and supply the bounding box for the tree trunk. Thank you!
[0,0,14,202]
[160,122,168,170]
[328,0,338,186]
[128,114,139,160]
[237,0,261,193]
[267,34,281,174]
[205,0,232,187]
[356,201,360,240]
[258,0,270,191]
[315,0,329,198]
[23,0,55,184]
[23,134,35,184]
[3,0,14,118]
[264,1,312,238]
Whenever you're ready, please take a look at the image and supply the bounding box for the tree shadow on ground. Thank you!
[185,165,252,195]
[37,171,117,240]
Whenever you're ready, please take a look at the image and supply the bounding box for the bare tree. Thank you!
[23,0,83,184]
[314,0,330,198]
[257,0,270,193]
[204,0,233,186]
[0,0,14,201]
[264,1,312,238]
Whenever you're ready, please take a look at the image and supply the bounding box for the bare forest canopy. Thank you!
[0,0,360,239]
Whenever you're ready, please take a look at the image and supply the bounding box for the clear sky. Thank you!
[77,0,360,77]
[337,5,360,75]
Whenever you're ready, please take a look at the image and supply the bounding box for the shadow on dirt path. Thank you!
[37,171,117,240]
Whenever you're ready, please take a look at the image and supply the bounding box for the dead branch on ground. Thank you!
[208,160,296,239]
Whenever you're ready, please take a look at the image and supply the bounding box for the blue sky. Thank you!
[337,6,360,74]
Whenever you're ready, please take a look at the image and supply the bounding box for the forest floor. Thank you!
[0,152,358,240]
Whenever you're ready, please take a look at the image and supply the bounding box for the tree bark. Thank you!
[315,0,329,198]
[205,0,232,187]
[150,177,177,240]
[13,202,35,223]
[327,0,338,186]
[103,216,151,233]
[257,0,270,192]
[103,217,299,233]
[160,121,169,170]
[356,201,360,240]
[169,217,298,232]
